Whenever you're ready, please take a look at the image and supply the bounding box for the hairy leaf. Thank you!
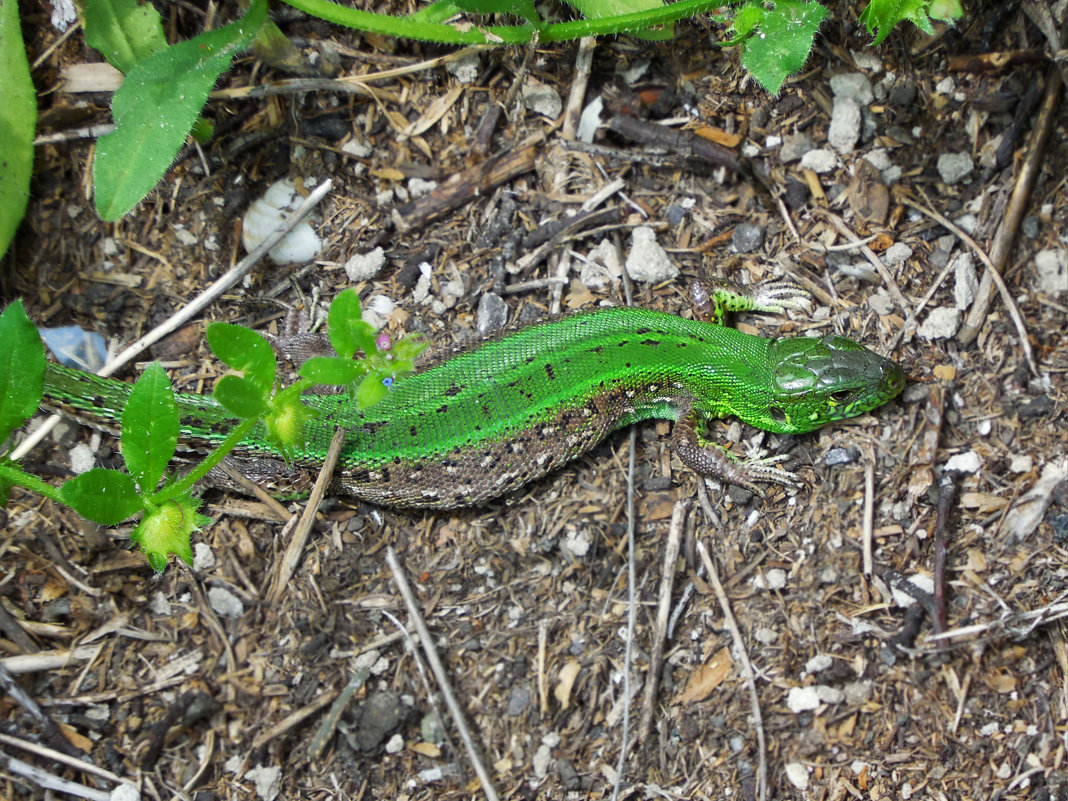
[0,0,36,258]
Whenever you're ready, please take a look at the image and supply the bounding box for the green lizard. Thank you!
[40,280,904,508]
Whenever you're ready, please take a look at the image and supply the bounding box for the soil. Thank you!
[3,1,1068,799]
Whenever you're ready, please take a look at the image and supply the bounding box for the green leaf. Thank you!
[721,1,765,44]
[0,0,36,259]
[409,0,476,23]
[568,0,672,40]
[740,0,828,95]
[0,301,45,443]
[121,362,178,493]
[264,392,313,449]
[93,0,267,219]
[130,494,205,572]
[355,370,390,408]
[391,334,428,362]
[929,0,962,21]
[83,0,168,73]
[61,468,143,525]
[298,356,369,387]
[213,374,268,419]
[206,322,276,391]
[448,0,541,23]
[859,0,934,45]
[327,289,365,359]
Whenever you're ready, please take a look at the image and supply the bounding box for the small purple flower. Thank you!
[375,331,393,352]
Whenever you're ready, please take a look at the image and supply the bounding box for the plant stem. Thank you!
[0,463,66,505]
[157,418,259,502]
[281,0,723,44]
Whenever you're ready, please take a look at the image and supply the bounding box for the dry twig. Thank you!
[901,196,1040,377]
[385,547,500,801]
[695,482,767,801]
[696,538,768,801]
[955,63,1060,353]
[638,500,688,743]
[266,426,347,604]
[609,430,639,801]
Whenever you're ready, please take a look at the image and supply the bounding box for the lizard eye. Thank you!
[829,390,853,405]
[768,406,787,424]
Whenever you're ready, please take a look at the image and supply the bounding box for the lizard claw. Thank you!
[749,282,812,316]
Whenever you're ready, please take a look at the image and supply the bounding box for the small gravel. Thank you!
[828,97,862,153]
[937,151,974,184]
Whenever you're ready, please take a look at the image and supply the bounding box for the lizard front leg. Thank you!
[670,400,800,495]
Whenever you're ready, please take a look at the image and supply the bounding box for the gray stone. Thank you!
[829,72,874,104]
[937,152,974,184]
[828,98,861,153]
[476,292,509,334]
[780,132,814,163]
[731,223,765,253]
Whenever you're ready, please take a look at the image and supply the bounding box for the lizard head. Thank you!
[756,335,905,434]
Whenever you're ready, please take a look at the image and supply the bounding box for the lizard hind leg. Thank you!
[690,279,811,325]
[670,403,801,496]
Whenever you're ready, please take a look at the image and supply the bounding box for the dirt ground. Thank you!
[3,0,1068,799]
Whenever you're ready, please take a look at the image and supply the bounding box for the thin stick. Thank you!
[307,671,367,760]
[818,211,918,338]
[380,609,462,767]
[900,196,1040,377]
[694,481,768,801]
[13,180,334,461]
[862,459,875,576]
[696,539,768,801]
[385,547,499,801]
[1,644,107,674]
[610,430,639,801]
[933,471,958,636]
[638,500,688,742]
[561,37,596,141]
[0,752,112,801]
[950,671,972,734]
[537,620,549,719]
[251,689,340,751]
[0,732,122,783]
[265,425,347,604]
[0,662,82,757]
[958,62,1061,348]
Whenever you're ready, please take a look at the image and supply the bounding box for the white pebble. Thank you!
[786,685,820,712]
[752,568,787,591]
[1035,249,1067,295]
[344,247,386,282]
[242,179,322,265]
[193,542,215,571]
[1010,454,1034,473]
[945,450,981,474]
[917,307,961,340]
[785,762,809,789]
[890,574,934,608]
[937,152,974,185]
[828,98,861,153]
[625,226,678,283]
[800,148,837,173]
